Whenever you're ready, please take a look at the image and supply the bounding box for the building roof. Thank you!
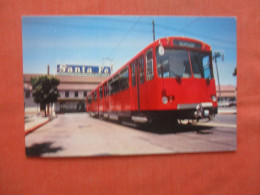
[216,92,236,97]
[58,84,96,91]
[216,85,237,97]
[24,74,107,91]
[216,85,237,92]
[56,75,106,84]
[23,74,106,84]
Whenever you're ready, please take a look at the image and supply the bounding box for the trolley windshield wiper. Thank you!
[171,71,181,79]
[206,76,211,85]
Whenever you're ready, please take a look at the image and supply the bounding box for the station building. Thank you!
[216,85,237,106]
[24,64,110,114]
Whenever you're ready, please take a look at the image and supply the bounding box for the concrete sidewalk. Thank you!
[25,115,51,135]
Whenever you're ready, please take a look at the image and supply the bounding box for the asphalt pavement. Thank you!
[24,108,237,157]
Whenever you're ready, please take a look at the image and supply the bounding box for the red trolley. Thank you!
[86,37,218,123]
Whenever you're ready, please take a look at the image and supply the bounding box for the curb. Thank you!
[25,119,50,136]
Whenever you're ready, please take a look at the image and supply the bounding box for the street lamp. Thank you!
[213,51,224,101]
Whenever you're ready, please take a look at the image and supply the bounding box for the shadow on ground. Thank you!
[137,122,214,135]
[92,116,214,135]
[121,120,214,135]
[26,142,63,157]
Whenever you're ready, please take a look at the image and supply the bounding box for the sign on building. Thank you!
[57,64,111,76]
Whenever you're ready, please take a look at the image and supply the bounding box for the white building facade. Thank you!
[24,74,108,114]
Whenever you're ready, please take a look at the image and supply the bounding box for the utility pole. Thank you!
[47,65,50,116]
[152,20,155,42]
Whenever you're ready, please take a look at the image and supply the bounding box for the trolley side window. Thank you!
[146,49,154,81]
[87,94,92,104]
[106,82,109,96]
[139,57,145,84]
[131,63,136,86]
[111,74,120,94]
[108,79,112,96]
[120,67,129,91]
[99,86,103,98]
[93,90,97,101]
[103,83,107,97]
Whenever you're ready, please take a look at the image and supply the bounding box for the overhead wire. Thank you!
[24,16,236,61]
[109,17,142,56]
[24,17,235,45]
[156,22,236,44]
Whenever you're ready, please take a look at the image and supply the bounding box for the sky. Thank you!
[22,16,237,86]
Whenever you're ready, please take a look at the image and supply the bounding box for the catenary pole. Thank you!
[47,65,50,116]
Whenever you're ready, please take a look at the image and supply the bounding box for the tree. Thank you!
[30,75,60,116]
[233,67,237,76]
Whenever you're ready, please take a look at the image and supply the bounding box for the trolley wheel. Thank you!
[178,119,192,125]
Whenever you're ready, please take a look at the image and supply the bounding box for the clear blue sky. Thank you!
[22,16,236,85]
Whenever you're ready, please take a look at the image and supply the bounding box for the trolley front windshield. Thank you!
[156,48,213,79]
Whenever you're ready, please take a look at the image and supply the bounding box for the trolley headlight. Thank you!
[211,95,217,102]
[162,96,168,104]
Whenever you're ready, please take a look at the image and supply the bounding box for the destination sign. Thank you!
[173,40,202,49]
[57,64,111,76]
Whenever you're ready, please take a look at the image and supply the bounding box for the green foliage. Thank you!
[30,75,60,109]
[233,67,237,76]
